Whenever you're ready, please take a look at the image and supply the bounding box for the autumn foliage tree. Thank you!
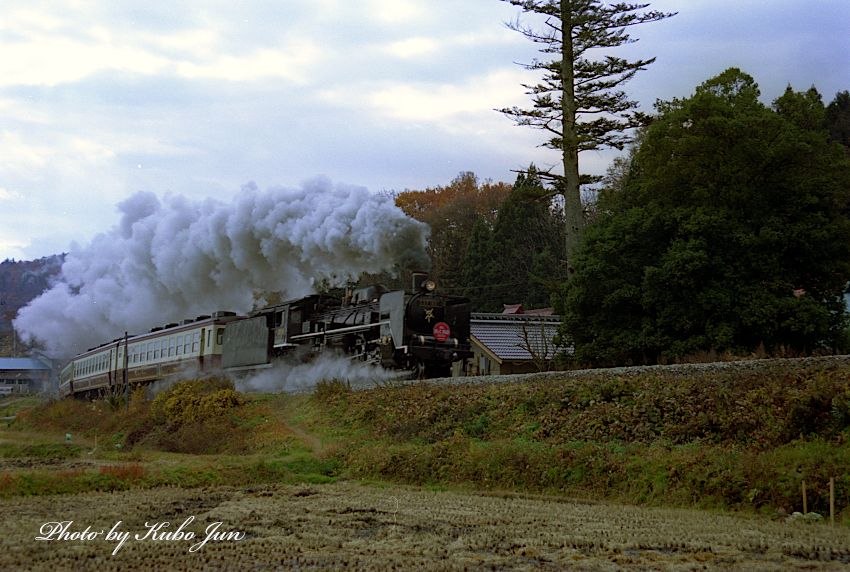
[394,172,511,290]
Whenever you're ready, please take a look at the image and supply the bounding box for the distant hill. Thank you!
[0,255,64,354]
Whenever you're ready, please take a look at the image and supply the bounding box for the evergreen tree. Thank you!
[774,85,825,132]
[459,217,498,310]
[827,90,850,153]
[499,0,674,275]
[460,168,566,311]
[560,69,850,365]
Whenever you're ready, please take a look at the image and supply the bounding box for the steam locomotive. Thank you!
[58,274,472,398]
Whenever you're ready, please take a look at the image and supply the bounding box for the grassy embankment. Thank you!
[3,360,850,522]
[1,380,339,497]
[309,359,850,521]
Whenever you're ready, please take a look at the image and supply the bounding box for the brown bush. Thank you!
[99,464,145,480]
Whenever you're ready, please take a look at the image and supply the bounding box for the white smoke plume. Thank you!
[14,177,429,358]
[232,354,406,394]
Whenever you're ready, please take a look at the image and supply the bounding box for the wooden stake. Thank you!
[830,477,835,526]
[802,480,807,515]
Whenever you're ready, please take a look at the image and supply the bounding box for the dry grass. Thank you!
[1,482,848,570]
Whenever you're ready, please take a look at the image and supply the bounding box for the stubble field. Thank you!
[2,481,850,571]
[5,359,850,571]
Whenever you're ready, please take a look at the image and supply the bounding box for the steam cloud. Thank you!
[14,177,429,358]
[232,354,406,394]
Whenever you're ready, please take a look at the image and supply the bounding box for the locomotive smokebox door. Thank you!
[379,290,405,349]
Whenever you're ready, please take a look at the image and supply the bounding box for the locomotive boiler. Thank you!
[223,273,473,378]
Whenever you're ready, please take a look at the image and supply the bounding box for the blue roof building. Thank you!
[0,356,53,394]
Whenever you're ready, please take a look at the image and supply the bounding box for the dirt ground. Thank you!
[2,482,849,571]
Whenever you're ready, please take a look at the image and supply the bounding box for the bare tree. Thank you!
[516,319,562,371]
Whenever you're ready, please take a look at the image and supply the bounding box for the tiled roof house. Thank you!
[457,304,563,376]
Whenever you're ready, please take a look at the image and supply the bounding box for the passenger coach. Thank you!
[58,311,240,398]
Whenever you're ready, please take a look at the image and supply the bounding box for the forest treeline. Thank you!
[395,69,850,367]
[0,255,63,354]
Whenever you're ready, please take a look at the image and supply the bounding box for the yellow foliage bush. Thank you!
[151,379,244,428]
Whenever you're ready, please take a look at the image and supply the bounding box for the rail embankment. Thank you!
[5,356,850,522]
[311,356,850,520]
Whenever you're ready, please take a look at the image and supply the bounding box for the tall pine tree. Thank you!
[499,1,674,275]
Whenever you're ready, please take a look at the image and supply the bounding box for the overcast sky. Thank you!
[1,0,848,261]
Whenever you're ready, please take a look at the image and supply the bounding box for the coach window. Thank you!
[192,331,200,352]
[154,342,160,360]
[184,335,191,354]
[169,337,175,357]
[216,328,224,346]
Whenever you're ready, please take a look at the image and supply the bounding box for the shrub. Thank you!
[151,379,243,428]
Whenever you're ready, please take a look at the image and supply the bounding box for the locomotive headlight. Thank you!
[424,280,436,292]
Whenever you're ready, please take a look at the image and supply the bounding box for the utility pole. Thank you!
[123,332,129,411]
